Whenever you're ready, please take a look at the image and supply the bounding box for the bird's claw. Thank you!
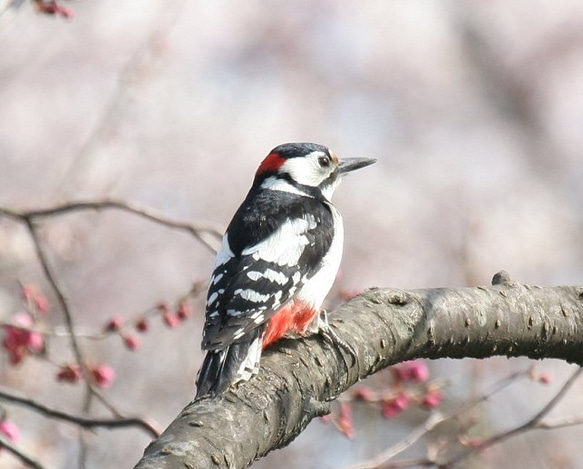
[318,310,357,367]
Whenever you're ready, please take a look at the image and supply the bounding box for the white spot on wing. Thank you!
[214,235,234,268]
[253,314,264,324]
[292,272,301,284]
[246,268,289,285]
[237,289,271,303]
[242,218,313,267]
[207,291,219,306]
[246,271,262,281]
[212,273,224,285]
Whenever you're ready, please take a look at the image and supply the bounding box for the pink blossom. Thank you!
[0,420,20,448]
[163,311,180,329]
[538,373,552,384]
[392,360,429,383]
[352,386,374,401]
[91,364,115,388]
[382,393,410,418]
[2,312,44,364]
[56,364,82,384]
[105,316,123,332]
[177,301,192,320]
[338,402,355,439]
[123,334,141,351]
[21,284,49,314]
[135,319,149,333]
[35,0,75,18]
[422,389,443,408]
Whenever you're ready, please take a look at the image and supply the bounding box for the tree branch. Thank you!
[0,432,44,469]
[0,387,160,438]
[134,279,583,468]
[0,199,222,253]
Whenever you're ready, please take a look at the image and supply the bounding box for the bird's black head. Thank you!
[254,142,376,200]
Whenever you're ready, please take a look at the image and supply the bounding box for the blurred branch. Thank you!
[0,432,44,469]
[444,367,583,466]
[0,199,222,253]
[134,274,583,468]
[377,368,583,468]
[0,387,160,438]
[344,369,530,469]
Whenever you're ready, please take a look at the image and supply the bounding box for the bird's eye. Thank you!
[318,155,330,167]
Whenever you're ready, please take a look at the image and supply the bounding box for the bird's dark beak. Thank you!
[338,157,377,175]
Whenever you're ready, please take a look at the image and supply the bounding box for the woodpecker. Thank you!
[195,142,376,399]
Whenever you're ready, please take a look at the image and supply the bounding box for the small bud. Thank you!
[392,360,429,383]
[422,389,443,408]
[123,334,140,351]
[538,372,552,384]
[0,420,20,446]
[352,386,374,401]
[2,312,44,364]
[33,294,49,315]
[91,364,115,388]
[338,402,355,439]
[382,393,410,418]
[176,301,192,320]
[163,311,180,329]
[105,316,123,332]
[57,364,82,383]
[135,319,149,333]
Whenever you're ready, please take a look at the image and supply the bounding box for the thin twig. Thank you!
[0,199,222,253]
[26,199,222,252]
[0,387,159,438]
[344,370,528,469]
[443,367,583,467]
[0,432,44,469]
[23,219,93,399]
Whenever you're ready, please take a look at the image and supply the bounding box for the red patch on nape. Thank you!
[262,300,318,349]
[257,152,286,175]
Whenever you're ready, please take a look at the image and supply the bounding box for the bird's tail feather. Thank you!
[195,328,263,399]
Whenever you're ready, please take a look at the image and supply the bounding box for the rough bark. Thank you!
[134,279,583,469]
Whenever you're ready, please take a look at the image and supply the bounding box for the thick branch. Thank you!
[134,282,583,468]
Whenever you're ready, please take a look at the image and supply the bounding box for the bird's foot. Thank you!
[318,310,357,366]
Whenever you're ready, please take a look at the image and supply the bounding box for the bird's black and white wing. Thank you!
[202,190,334,350]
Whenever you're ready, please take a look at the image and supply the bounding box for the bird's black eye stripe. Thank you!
[318,155,330,167]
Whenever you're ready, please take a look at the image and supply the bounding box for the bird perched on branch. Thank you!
[195,142,375,399]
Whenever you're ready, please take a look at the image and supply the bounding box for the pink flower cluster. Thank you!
[57,363,115,388]
[2,313,44,365]
[325,360,445,438]
[102,300,193,352]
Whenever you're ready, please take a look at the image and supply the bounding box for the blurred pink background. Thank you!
[1,1,583,467]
